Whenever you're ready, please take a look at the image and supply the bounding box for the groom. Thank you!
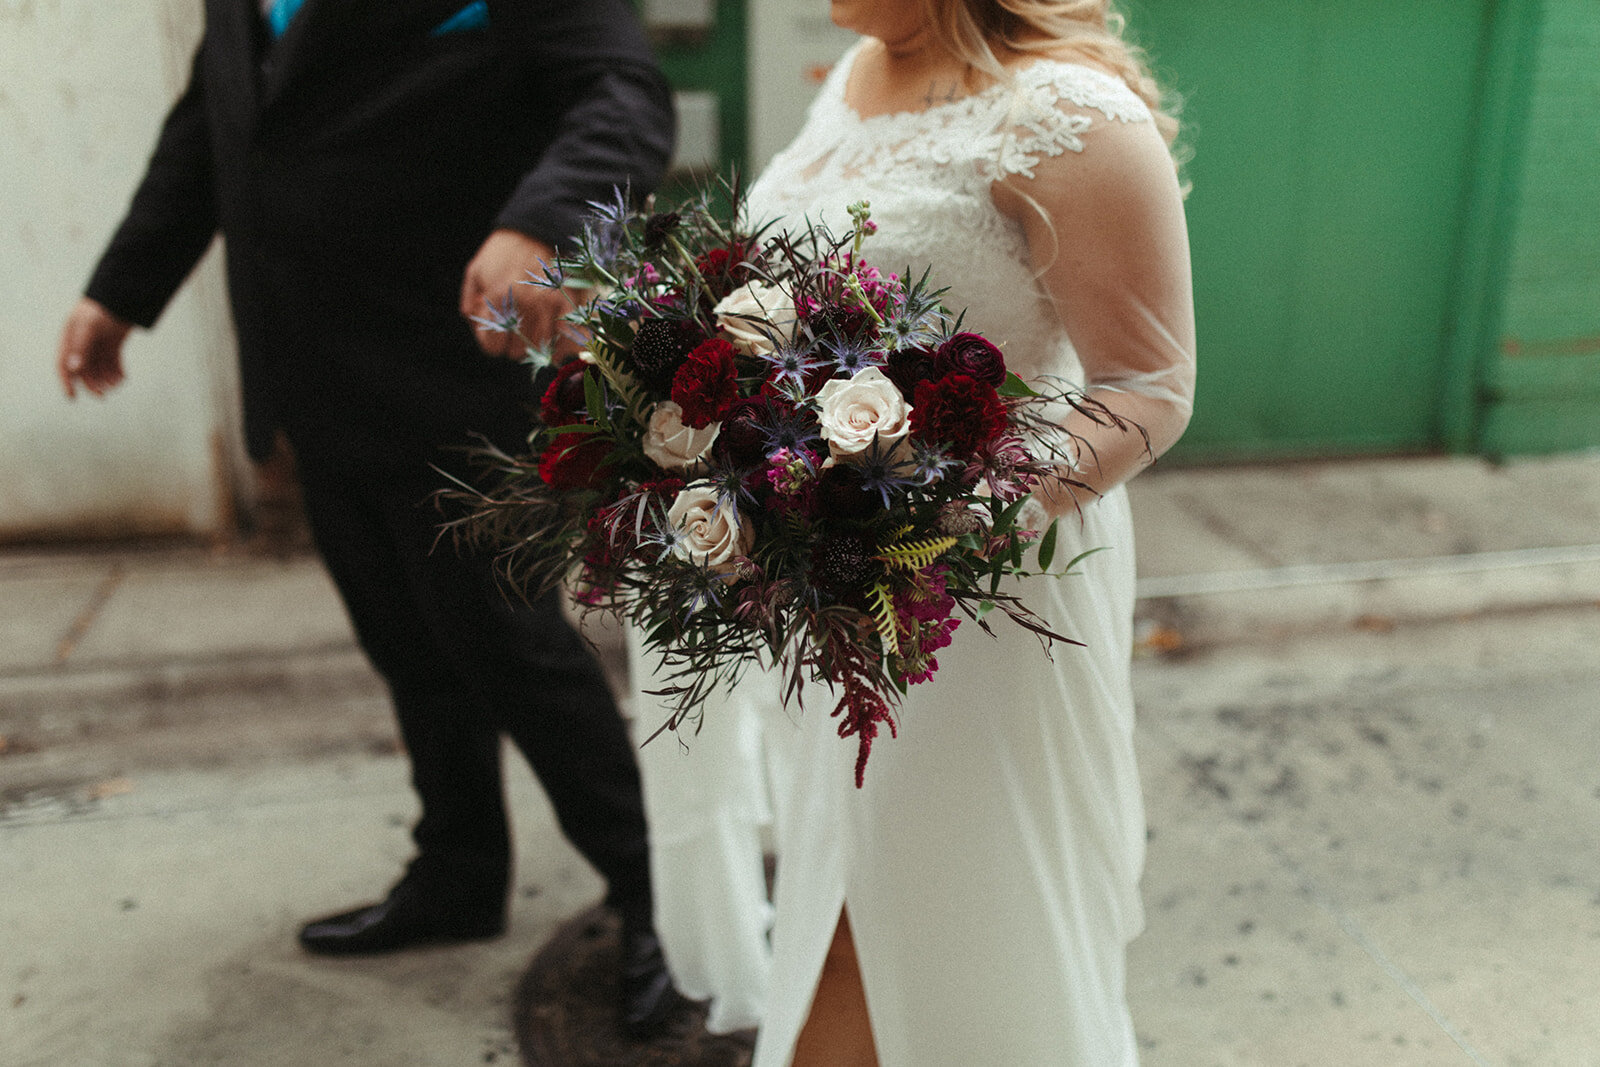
[56,0,679,1038]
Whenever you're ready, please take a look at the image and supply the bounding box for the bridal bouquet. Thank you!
[449,184,1135,785]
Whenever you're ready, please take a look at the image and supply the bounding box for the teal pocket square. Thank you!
[433,1,490,35]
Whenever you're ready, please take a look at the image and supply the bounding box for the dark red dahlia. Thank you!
[537,432,609,491]
[815,462,880,521]
[882,346,938,398]
[933,332,1008,387]
[671,338,740,429]
[694,242,758,297]
[713,397,775,470]
[539,359,591,427]
[911,373,1009,456]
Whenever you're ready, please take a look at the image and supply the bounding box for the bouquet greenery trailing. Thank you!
[446,182,1142,786]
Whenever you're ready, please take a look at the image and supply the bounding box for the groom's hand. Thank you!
[58,297,133,399]
[459,229,584,361]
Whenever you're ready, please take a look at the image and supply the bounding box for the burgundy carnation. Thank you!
[540,359,591,427]
[671,338,740,429]
[933,332,1008,387]
[537,432,609,491]
[910,373,1009,456]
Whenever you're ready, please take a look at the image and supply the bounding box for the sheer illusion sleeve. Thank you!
[991,77,1196,507]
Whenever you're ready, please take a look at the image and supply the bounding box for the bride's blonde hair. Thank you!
[922,0,1181,151]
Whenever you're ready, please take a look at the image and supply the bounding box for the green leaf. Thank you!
[582,369,610,429]
[997,372,1040,398]
[1061,546,1109,573]
[1036,520,1059,571]
[975,601,996,620]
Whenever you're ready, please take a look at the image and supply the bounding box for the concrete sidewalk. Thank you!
[5,452,1600,709]
[3,452,1600,1065]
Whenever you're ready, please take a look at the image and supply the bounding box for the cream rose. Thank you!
[816,367,913,462]
[713,281,796,357]
[667,486,755,573]
[642,401,720,473]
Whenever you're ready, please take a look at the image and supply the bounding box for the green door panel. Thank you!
[1480,0,1600,455]
[1124,1,1494,459]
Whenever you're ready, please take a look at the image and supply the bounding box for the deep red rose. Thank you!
[540,359,592,427]
[537,431,609,491]
[671,338,740,428]
[910,373,1008,456]
[933,332,1008,387]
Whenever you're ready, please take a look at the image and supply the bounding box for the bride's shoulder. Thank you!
[1000,48,1151,124]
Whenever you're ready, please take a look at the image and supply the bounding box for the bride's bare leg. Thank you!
[791,910,879,1067]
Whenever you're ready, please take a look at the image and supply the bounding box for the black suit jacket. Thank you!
[86,0,674,466]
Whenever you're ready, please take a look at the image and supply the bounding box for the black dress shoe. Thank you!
[299,880,505,956]
[617,915,687,1041]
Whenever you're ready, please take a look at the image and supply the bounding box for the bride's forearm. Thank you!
[1034,388,1190,515]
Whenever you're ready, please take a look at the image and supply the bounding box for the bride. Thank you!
[637,1,1195,1063]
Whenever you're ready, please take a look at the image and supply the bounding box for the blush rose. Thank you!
[667,485,755,574]
[643,400,720,473]
[816,366,912,463]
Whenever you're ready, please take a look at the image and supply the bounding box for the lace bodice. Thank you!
[749,42,1196,494]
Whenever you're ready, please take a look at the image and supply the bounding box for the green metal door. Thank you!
[1124,1,1511,460]
[1477,0,1600,456]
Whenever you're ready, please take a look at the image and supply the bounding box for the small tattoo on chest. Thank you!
[923,80,962,107]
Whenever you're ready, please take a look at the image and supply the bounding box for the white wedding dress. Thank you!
[635,39,1196,1066]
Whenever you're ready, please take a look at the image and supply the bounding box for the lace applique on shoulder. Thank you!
[986,61,1153,180]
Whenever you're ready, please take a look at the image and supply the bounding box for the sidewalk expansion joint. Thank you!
[53,563,125,664]
[1137,543,1600,600]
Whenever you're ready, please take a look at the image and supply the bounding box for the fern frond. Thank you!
[867,580,899,656]
[878,535,960,571]
[586,343,651,426]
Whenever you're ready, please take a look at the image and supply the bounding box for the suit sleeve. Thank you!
[84,46,220,329]
[488,0,676,249]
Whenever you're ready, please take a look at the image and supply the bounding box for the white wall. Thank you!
[0,0,241,542]
[746,0,855,174]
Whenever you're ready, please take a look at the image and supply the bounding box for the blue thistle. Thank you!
[758,343,827,391]
[826,334,885,378]
[908,439,961,487]
[756,405,824,460]
[853,438,921,510]
[468,287,521,336]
